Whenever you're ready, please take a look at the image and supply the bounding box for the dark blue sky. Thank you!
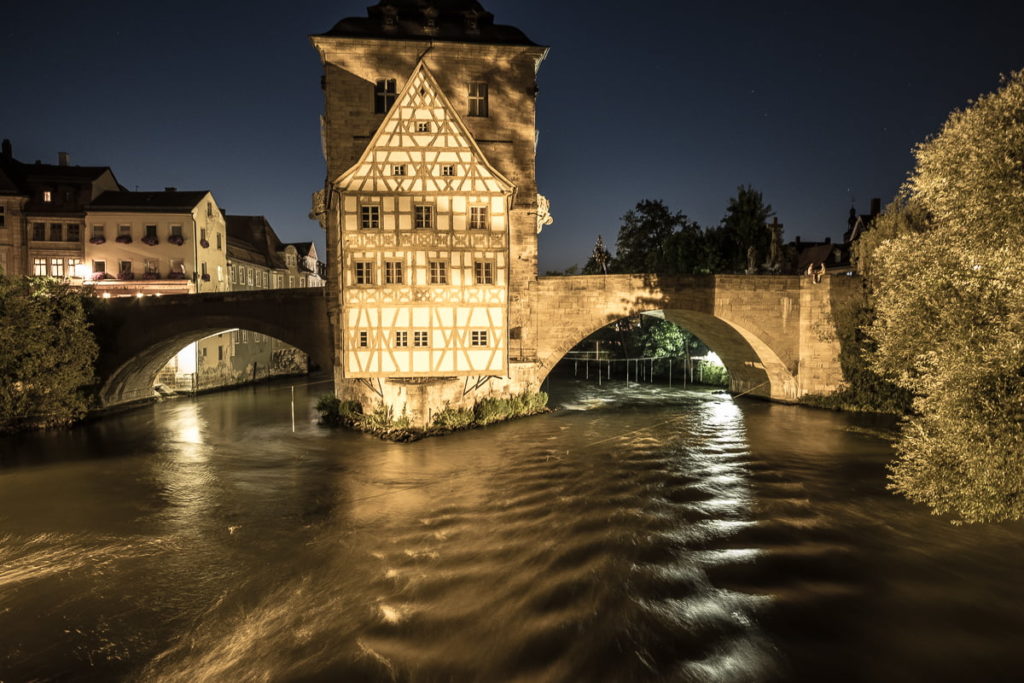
[4,1,1023,271]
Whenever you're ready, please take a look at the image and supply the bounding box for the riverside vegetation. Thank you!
[316,391,549,441]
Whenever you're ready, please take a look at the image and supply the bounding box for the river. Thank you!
[2,376,1023,682]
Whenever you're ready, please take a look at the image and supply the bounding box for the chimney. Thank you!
[58,152,70,166]
[870,197,881,216]
[164,186,177,192]
[795,235,801,246]
[1,139,11,160]
[825,236,832,245]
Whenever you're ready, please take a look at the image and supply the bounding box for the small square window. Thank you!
[354,261,374,285]
[394,331,408,347]
[359,331,369,347]
[392,164,406,176]
[429,260,447,285]
[413,331,429,347]
[469,206,488,230]
[415,205,434,229]
[384,260,404,284]
[416,121,431,133]
[441,165,455,177]
[360,205,380,229]
[471,330,488,347]
[474,261,494,285]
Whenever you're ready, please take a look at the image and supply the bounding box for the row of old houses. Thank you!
[0,138,326,394]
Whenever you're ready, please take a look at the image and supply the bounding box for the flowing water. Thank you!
[2,376,1024,682]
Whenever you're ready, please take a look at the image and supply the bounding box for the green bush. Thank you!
[315,395,361,426]
[432,404,475,431]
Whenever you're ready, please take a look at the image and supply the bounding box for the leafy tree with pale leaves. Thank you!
[0,276,98,433]
[869,70,1024,524]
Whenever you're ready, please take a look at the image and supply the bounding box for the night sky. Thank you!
[4,1,1023,272]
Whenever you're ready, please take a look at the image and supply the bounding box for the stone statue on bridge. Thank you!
[745,245,759,275]
[765,217,783,274]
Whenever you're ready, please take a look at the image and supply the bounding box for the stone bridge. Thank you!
[524,273,856,402]
[87,275,855,410]
[88,288,332,406]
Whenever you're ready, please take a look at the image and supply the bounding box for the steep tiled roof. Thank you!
[90,190,208,212]
[225,215,287,269]
[316,0,539,46]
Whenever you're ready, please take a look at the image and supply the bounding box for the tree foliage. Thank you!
[720,185,775,271]
[613,199,685,273]
[0,276,98,433]
[868,70,1024,523]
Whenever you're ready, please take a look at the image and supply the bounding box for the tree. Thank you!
[0,276,98,433]
[868,70,1024,524]
[613,199,684,273]
[720,185,775,272]
[582,234,612,275]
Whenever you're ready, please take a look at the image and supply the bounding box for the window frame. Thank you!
[384,260,404,285]
[468,205,489,230]
[468,81,488,117]
[394,330,408,348]
[471,330,489,347]
[414,204,434,230]
[354,260,375,286]
[473,260,495,285]
[360,204,381,230]
[33,258,47,276]
[428,259,448,285]
[413,330,429,348]
[374,78,397,114]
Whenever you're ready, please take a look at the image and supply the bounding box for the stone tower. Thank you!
[311,1,549,426]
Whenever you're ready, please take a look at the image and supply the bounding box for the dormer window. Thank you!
[374,79,397,114]
[42,190,52,203]
[468,82,488,117]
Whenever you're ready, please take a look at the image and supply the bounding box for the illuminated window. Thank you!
[416,121,431,133]
[32,257,46,276]
[32,223,44,240]
[0,206,4,227]
[354,261,374,285]
[49,223,62,241]
[145,259,158,275]
[415,205,434,229]
[359,331,369,347]
[441,165,455,177]
[50,259,64,277]
[169,259,184,275]
[374,78,397,113]
[394,331,408,347]
[469,206,488,230]
[42,190,52,202]
[471,330,488,347]
[119,261,132,277]
[468,82,488,117]
[384,260,403,284]
[67,258,82,275]
[474,261,494,285]
[360,205,380,229]
[429,260,447,284]
[66,224,80,241]
[392,164,406,176]
[413,331,428,347]
[92,260,105,274]
[247,267,254,286]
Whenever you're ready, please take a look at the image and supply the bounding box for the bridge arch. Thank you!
[531,274,809,402]
[88,289,332,406]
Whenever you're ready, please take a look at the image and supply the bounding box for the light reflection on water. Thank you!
[2,376,1024,681]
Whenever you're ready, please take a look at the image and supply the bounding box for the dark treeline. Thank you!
[548,186,784,277]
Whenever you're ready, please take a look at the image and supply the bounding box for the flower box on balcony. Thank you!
[89,236,106,245]
[199,238,210,248]
[118,272,136,281]
[91,272,112,281]
[167,272,187,280]
[201,273,211,282]
[115,235,132,244]
[168,234,185,246]
[141,272,161,280]
[141,235,159,246]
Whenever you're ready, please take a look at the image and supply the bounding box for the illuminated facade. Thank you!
[312,1,549,424]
